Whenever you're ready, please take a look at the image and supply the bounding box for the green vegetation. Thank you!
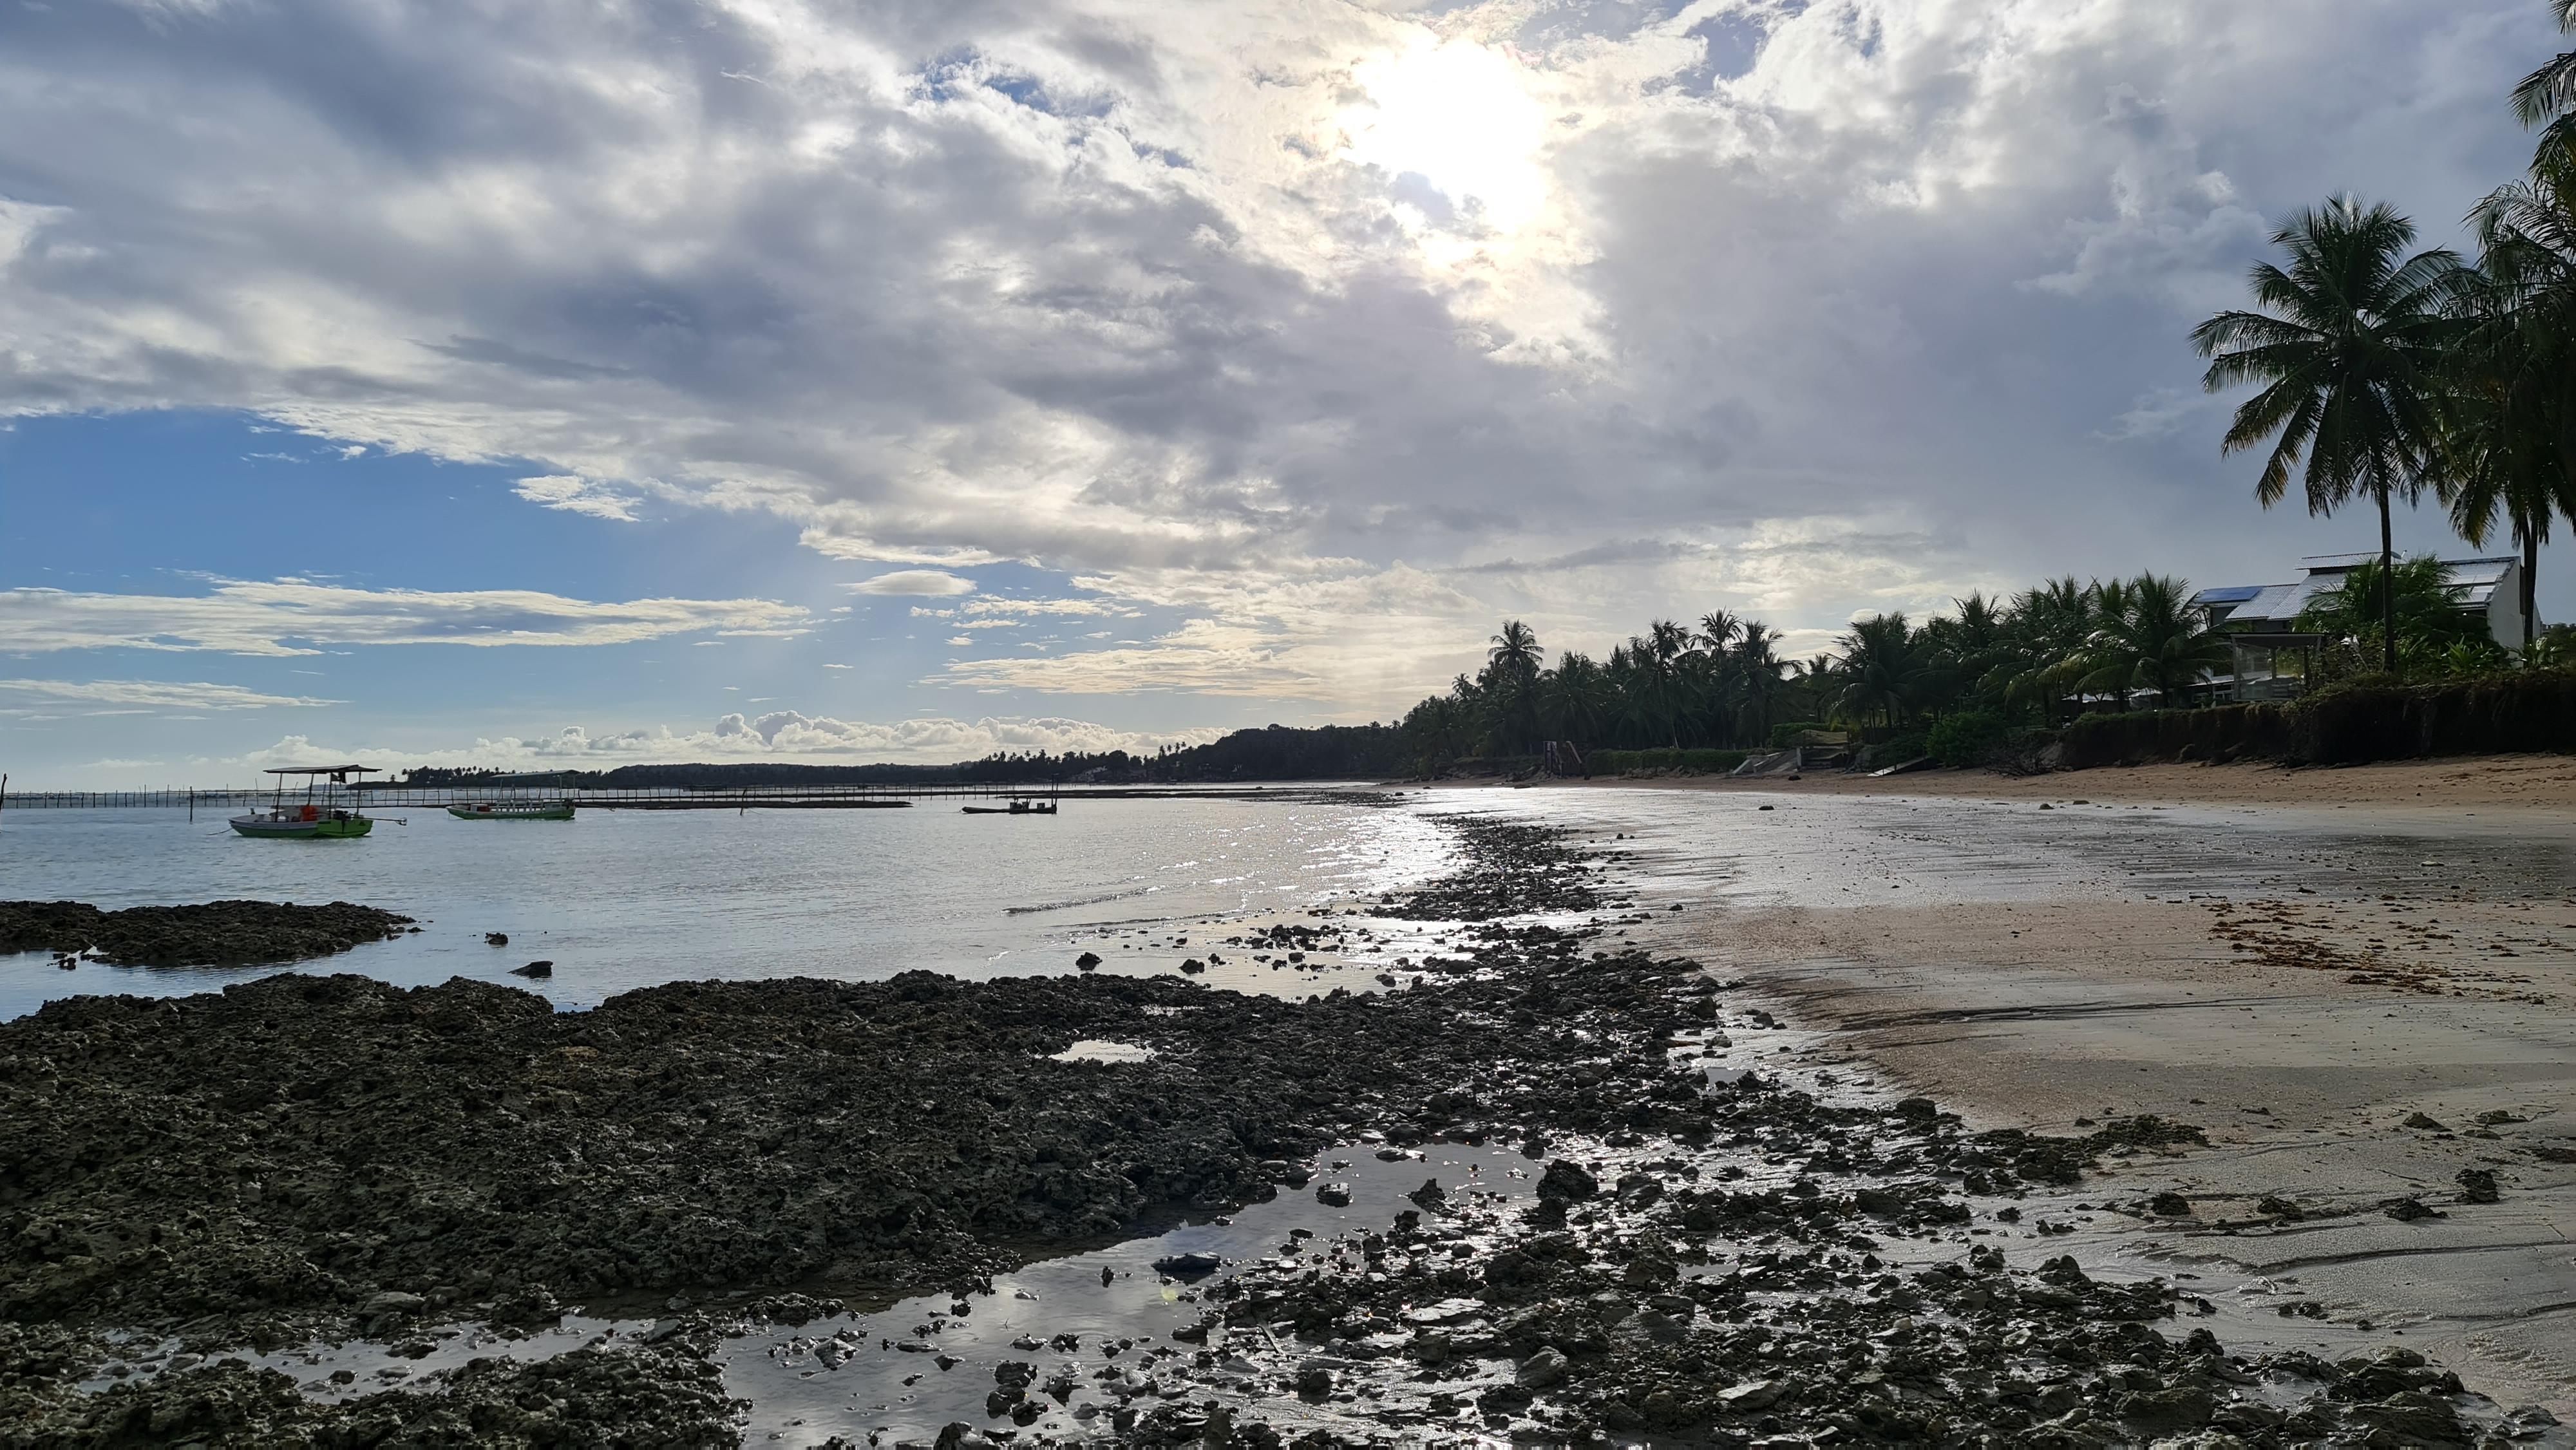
[1396,571,2240,775]
[1926,711,2009,769]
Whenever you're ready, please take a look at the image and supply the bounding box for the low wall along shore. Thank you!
[2060,669,2576,770]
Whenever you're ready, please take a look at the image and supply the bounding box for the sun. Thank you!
[1341,35,1548,234]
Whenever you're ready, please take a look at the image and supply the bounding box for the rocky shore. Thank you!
[0,899,415,968]
[0,817,2544,1446]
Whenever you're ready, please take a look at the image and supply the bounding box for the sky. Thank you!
[1,0,2570,786]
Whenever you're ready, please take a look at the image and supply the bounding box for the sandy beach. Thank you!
[1496,758,2576,1419]
[1573,751,2576,813]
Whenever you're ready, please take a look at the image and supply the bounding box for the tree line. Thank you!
[1400,561,2576,773]
[1397,574,2236,767]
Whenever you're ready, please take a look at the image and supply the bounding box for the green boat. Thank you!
[231,766,379,838]
[446,770,576,820]
[448,800,574,821]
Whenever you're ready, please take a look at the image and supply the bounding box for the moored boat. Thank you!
[231,766,378,838]
[445,771,578,821]
[447,800,576,820]
[961,798,1059,815]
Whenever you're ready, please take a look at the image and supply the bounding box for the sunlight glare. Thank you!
[1342,37,1548,234]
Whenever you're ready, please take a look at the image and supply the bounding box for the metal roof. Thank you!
[2193,585,2268,605]
[2202,556,2514,626]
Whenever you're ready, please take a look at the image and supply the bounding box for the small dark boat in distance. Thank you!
[961,798,1059,815]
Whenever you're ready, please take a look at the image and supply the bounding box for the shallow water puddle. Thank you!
[1046,1039,1157,1064]
[82,1145,1544,1444]
[722,1145,1542,1445]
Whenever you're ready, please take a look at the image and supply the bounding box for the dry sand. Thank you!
[1475,761,2576,1418]
[1579,750,2576,812]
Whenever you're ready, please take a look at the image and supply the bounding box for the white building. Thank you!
[2194,554,2528,650]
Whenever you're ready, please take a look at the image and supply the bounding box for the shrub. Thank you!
[1768,721,1832,749]
[1927,710,2009,768]
[2529,625,2576,670]
[1875,731,1929,763]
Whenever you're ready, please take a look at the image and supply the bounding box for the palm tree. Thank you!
[2193,198,2467,675]
[2453,151,2576,645]
[1488,620,1542,679]
[1485,621,1543,753]
[1540,652,1611,746]
[1835,614,1928,728]
[2512,0,2576,167]
[1730,623,1790,742]
[2065,574,2233,706]
[2296,555,2487,662]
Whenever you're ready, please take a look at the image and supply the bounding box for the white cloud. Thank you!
[0,677,337,711]
[848,571,979,597]
[245,713,1223,771]
[962,597,1126,617]
[0,579,810,656]
[0,0,2561,699]
[513,474,641,521]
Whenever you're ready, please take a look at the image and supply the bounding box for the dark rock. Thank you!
[511,961,553,979]
[1537,1160,1598,1203]
[1516,1347,1567,1388]
[0,899,412,968]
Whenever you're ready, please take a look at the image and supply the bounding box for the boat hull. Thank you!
[448,802,576,820]
[231,813,372,838]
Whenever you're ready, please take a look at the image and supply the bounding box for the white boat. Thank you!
[447,800,575,820]
[231,766,378,838]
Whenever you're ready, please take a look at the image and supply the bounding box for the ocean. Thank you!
[0,789,1464,1021]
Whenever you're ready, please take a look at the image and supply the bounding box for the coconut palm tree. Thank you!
[1834,614,1929,728]
[2452,150,2576,645]
[1730,623,1791,742]
[1483,621,1545,753]
[2295,556,2486,662]
[2065,574,2233,706]
[1488,620,1542,679]
[2512,0,2576,167]
[2192,197,2468,674]
[1540,652,1611,746]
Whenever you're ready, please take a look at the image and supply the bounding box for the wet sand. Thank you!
[1487,775,2576,1419]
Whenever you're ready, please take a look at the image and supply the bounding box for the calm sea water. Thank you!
[0,791,1461,1020]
